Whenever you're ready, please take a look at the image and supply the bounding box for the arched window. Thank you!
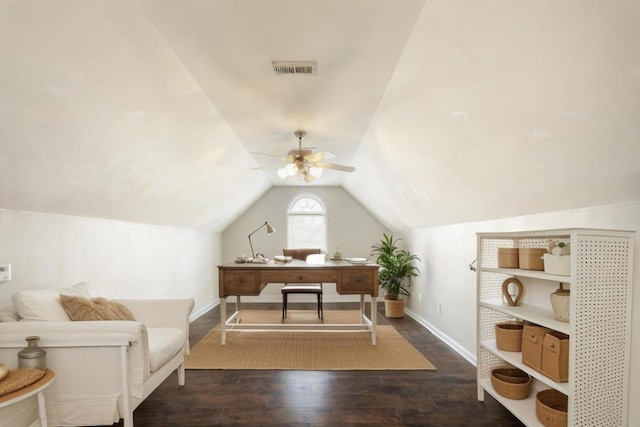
[287,195,327,251]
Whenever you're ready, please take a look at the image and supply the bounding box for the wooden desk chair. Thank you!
[281,248,323,321]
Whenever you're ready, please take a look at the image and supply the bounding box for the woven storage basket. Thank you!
[490,367,531,400]
[498,248,519,268]
[495,322,524,352]
[384,299,405,318]
[536,389,568,427]
[519,248,548,270]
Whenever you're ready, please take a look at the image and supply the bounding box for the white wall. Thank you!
[0,209,220,318]
[405,201,640,426]
[221,186,387,302]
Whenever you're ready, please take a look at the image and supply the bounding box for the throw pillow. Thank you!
[0,306,19,322]
[12,289,72,321]
[59,295,136,321]
[57,281,95,298]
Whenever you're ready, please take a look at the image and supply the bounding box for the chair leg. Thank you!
[282,293,287,320]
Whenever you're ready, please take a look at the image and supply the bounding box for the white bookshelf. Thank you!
[476,228,634,426]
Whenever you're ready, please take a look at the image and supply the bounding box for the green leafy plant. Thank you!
[371,233,421,300]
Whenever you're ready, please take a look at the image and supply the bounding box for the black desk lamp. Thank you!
[248,221,275,258]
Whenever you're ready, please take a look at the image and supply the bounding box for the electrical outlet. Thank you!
[0,264,11,282]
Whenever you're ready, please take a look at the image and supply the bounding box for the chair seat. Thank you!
[281,284,322,293]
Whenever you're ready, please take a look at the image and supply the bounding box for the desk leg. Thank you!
[236,295,241,322]
[221,297,226,345]
[37,390,47,427]
[359,294,365,322]
[371,296,377,345]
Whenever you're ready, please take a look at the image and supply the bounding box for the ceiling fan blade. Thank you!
[304,151,335,162]
[313,161,356,173]
[250,162,284,170]
[250,152,289,160]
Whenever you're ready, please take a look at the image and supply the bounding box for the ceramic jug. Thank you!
[550,283,570,322]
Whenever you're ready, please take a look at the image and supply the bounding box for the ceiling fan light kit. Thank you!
[263,130,355,183]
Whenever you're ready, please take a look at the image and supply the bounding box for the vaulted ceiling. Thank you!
[1,1,639,232]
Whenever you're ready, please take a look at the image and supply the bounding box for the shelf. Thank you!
[479,378,543,427]
[479,301,570,335]
[481,340,570,395]
[480,267,572,283]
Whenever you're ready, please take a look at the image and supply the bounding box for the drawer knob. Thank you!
[355,276,363,282]
[237,277,245,283]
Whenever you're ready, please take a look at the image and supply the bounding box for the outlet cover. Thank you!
[0,264,11,281]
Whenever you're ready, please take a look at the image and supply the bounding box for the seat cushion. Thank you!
[281,284,323,293]
[147,327,185,373]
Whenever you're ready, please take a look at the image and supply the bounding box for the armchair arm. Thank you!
[0,320,149,400]
[0,320,143,349]
[113,298,194,354]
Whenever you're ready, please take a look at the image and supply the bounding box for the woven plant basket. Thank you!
[536,389,568,427]
[490,367,531,400]
[384,299,405,318]
[495,322,524,352]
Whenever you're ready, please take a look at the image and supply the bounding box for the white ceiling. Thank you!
[1,0,639,232]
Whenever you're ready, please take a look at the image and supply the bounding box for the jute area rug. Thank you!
[185,310,436,371]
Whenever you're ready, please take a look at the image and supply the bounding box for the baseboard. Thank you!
[404,307,477,367]
[189,300,218,322]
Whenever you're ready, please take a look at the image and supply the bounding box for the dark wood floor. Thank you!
[112,303,523,427]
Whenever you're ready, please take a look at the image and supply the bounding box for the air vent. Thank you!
[272,61,317,75]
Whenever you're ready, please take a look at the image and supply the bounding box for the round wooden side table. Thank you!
[0,369,55,427]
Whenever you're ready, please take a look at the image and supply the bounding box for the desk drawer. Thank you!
[338,270,374,294]
[222,271,259,295]
[261,270,338,284]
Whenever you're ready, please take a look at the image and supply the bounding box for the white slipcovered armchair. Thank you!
[0,283,194,427]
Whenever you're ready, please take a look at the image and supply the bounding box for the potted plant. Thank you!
[371,233,421,318]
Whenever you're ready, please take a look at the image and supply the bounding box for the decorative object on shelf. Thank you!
[495,322,524,351]
[543,253,570,276]
[18,336,47,371]
[332,247,343,261]
[550,283,570,322]
[541,331,569,382]
[547,240,570,255]
[234,255,248,263]
[536,389,568,427]
[370,233,420,318]
[522,324,550,372]
[497,248,519,268]
[490,367,531,400]
[518,247,548,270]
[247,221,275,258]
[522,325,569,383]
[501,277,523,306]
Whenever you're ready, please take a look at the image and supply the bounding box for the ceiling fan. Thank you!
[253,130,355,183]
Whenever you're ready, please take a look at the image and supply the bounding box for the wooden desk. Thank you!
[218,261,379,344]
[0,369,55,427]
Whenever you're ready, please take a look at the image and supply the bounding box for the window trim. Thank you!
[286,194,328,251]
